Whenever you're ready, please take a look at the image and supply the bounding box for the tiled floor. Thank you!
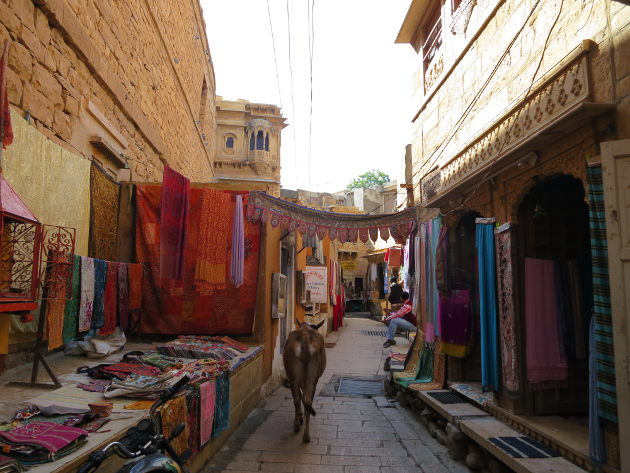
[206,317,469,473]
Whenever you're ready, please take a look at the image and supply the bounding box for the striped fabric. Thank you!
[587,165,617,423]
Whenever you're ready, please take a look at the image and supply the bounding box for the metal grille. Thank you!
[427,391,468,404]
[361,330,388,337]
[337,378,384,397]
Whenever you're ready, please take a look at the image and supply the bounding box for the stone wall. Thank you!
[408,0,630,204]
[0,0,215,182]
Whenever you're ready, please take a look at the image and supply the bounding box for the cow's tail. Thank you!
[303,401,316,416]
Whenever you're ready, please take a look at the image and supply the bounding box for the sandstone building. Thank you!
[213,97,286,196]
[0,0,216,366]
[398,0,630,470]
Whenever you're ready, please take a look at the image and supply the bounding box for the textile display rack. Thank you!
[8,225,76,389]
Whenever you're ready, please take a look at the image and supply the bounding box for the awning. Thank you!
[247,192,417,244]
[1,174,38,222]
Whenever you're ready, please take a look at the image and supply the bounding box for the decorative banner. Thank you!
[248,191,416,244]
[304,265,328,304]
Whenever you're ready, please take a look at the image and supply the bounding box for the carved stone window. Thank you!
[422,2,443,91]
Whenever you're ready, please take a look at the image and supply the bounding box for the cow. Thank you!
[283,320,326,443]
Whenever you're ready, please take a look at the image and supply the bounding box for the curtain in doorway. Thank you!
[476,220,500,391]
[587,165,618,424]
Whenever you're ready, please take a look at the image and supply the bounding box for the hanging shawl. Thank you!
[118,263,130,331]
[230,195,245,287]
[100,262,118,335]
[199,379,216,446]
[63,255,81,344]
[247,191,415,244]
[212,372,230,437]
[78,256,95,332]
[128,263,143,310]
[160,166,190,280]
[45,252,71,350]
[196,188,232,287]
[91,259,107,330]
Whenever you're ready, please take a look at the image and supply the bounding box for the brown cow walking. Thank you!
[283,320,326,443]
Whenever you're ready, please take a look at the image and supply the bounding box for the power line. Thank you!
[307,0,315,186]
[285,0,298,187]
[265,0,282,108]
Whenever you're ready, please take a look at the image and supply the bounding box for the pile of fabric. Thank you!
[0,403,114,465]
[46,253,143,351]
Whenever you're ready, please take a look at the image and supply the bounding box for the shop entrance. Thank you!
[517,175,592,416]
[448,211,481,382]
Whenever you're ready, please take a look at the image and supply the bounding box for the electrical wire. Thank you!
[307,0,315,186]
[285,0,298,187]
[266,0,282,109]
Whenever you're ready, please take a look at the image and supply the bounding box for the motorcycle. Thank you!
[77,375,191,473]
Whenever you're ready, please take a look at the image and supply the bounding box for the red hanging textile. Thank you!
[0,42,13,150]
[159,166,190,280]
[100,262,118,335]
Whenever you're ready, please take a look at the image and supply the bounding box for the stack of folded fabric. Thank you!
[0,454,21,473]
[0,423,88,465]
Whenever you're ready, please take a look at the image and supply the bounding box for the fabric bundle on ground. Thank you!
[230,194,245,287]
[91,259,107,330]
[160,166,190,281]
[525,258,568,388]
[408,346,445,392]
[587,165,617,423]
[100,263,118,336]
[439,290,471,358]
[118,263,130,331]
[476,221,500,392]
[196,189,232,287]
[62,255,81,345]
[135,186,261,334]
[78,257,95,332]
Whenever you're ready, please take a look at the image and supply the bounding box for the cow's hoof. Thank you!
[302,435,310,443]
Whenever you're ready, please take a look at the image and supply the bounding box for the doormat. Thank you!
[361,330,388,337]
[427,391,468,404]
[488,436,560,459]
[319,375,386,398]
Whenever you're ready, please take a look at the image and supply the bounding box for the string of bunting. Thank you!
[247,191,417,244]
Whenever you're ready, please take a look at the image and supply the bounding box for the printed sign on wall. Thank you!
[304,265,328,304]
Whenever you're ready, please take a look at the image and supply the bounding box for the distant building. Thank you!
[213,97,287,196]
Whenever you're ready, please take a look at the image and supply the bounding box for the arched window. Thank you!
[199,78,208,127]
[226,136,234,148]
[250,133,255,150]
[265,133,269,151]
[256,131,264,150]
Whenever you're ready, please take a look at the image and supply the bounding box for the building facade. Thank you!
[0,0,216,368]
[398,0,630,470]
[213,97,286,196]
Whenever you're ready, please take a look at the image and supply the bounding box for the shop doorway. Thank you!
[279,240,295,353]
[517,175,592,416]
[448,211,481,382]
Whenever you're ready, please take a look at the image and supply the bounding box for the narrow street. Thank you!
[206,317,469,473]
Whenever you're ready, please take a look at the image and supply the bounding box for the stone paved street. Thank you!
[206,317,469,473]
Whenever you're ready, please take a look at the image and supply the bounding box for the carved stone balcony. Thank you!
[420,41,615,207]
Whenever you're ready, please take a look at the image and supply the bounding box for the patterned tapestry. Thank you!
[495,224,520,398]
[89,164,120,262]
[587,165,617,423]
[135,185,261,335]
[248,191,416,244]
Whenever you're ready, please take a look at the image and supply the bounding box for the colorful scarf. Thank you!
[186,386,200,454]
[118,263,130,331]
[212,372,230,437]
[91,259,107,330]
[439,290,471,358]
[159,396,189,456]
[100,262,118,335]
[230,195,245,287]
[45,253,71,350]
[160,166,190,281]
[78,256,95,332]
[62,255,81,345]
[196,189,232,287]
[199,379,216,446]
[128,263,143,310]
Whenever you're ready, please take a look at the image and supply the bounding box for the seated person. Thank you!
[381,291,416,348]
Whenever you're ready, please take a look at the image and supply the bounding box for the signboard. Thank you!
[304,265,328,304]
[340,259,357,272]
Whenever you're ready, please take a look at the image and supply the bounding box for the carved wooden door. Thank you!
[601,139,630,473]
